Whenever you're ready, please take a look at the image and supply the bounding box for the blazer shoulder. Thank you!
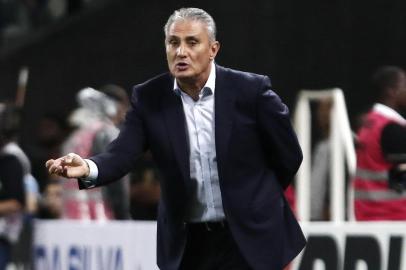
[216,65,270,85]
[131,72,173,99]
[216,65,272,100]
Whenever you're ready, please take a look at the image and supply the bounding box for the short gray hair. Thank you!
[164,8,217,41]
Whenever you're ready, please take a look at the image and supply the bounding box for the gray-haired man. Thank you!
[47,7,306,270]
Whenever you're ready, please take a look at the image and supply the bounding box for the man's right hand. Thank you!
[45,153,89,179]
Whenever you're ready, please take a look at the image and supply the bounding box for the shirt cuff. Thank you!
[78,159,99,189]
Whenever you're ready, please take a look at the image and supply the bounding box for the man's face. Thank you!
[165,19,219,87]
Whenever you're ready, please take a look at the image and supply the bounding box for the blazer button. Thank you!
[182,222,187,229]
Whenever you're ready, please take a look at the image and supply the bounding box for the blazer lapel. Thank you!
[161,75,191,185]
[215,65,235,173]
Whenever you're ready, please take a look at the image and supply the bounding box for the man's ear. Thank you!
[210,41,220,59]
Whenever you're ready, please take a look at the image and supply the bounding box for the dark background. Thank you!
[1,0,406,147]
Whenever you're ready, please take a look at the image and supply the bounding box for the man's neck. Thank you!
[178,82,203,101]
[177,75,210,101]
[176,63,213,101]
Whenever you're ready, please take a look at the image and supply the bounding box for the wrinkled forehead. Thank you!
[167,19,209,37]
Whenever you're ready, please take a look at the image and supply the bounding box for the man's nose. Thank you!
[176,44,186,56]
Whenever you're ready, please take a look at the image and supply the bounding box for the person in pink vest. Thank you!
[353,66,406,220]
[60,87,119,220]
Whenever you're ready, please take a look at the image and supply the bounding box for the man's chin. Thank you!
[172,71,194,81]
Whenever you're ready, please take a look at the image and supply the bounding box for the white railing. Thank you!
[293,88,356,222]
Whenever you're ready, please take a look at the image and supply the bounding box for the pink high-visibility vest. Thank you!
[61,122,113,220]
[353,111,406,220]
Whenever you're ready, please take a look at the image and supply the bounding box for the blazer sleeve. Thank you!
[88,86,148,186]
[256,75,303,189]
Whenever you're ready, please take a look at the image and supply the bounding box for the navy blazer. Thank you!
[89,65,306,270]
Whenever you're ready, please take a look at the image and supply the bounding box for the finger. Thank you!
[47,158,60,171]
[62,153,79,165]
[62,153,73,164]
[56,165,64,174]
[48,164,57,174]
[45,159,55,169]
[49,164,63,175]
[48,157,64,168]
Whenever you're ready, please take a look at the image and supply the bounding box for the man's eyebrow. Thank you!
[166,36,200,43]
[185,36,199,40]
[166,35,179,40]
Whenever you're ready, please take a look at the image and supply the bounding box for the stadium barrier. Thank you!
[21,220,405,270]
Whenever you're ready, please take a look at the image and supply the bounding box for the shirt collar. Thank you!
[373,103,406,124]
[173,61,216,97]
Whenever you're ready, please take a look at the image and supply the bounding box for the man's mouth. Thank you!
[175,62,189,71]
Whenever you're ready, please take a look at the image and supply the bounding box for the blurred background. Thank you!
[1,0,406,144]
[1,0,406,269]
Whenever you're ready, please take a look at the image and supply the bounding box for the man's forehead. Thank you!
[168,19,207,35]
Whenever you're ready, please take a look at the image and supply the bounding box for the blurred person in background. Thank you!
[37,180,62,219]
[310,98,333,220]
[0,103,39,217]
[282,98,333,220]
[353,66,406,220]
[101,84,161,220]
[46,7,305,270]
[99,84,130,129]
[0,103,26,269]
[130,151,160,220]
[270,103,333,269]
[0,0,51,47]
[27,112,69,191]
[60,87,114,220]
[61,86,129,220]
[95,84,131,220]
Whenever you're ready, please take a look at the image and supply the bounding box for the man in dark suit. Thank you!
[46,7,306,270]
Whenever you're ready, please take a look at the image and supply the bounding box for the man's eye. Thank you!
[169,40,178,46]
[189,40,198,46]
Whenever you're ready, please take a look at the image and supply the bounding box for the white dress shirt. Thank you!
[173,61,225,222]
